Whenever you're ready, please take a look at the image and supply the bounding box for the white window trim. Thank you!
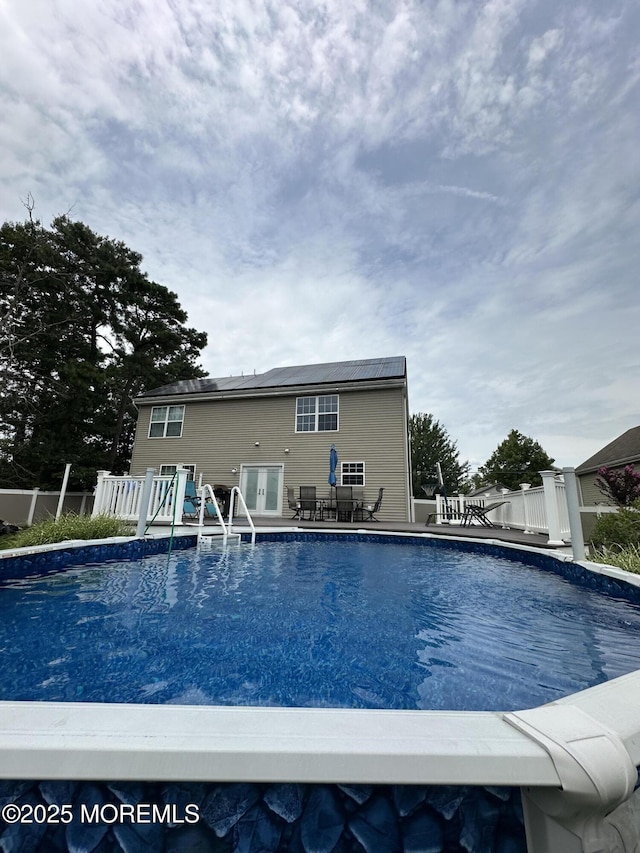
[341,461,365,486]
[159,464,196,481]
[294,395,339,433]
[148,405,185,439]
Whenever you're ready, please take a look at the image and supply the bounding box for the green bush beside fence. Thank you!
[590,500,640,574]
[0,513,132,551]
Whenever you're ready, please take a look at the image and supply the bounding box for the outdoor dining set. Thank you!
[287,485,384,523]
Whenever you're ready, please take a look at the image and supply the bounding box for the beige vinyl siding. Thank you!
[130,385,410,522]
[578,473,613,506]
[577,463,639,506]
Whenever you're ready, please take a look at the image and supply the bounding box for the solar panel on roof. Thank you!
[139,356,405,397]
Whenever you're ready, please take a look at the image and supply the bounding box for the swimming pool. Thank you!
[2,535,640,711]
[1,532,640,853]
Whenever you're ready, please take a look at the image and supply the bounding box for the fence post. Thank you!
[27,488,40,527]
[540,470,564,546]
[500,488,510,528]
[92,471,110,517]
[136,468,156,538]
[520,483,531,533]
[55,463,72,520]
[175,468,189,522]
[562,467,586,561]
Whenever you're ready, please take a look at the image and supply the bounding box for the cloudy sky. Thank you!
[1,0,639,472]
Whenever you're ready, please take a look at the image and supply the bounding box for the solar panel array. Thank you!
[139,356,406,398]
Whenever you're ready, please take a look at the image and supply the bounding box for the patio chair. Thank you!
[183,496,199,519]
[202,494,221,519]
[361,488,384,522]
[299,486,317,520]
[425,508,464,526]
[335,486,355,522]
[182,479,201,516]
[287,487,302,519]
[461,501,509,528]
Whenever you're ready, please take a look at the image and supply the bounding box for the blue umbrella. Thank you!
[328,444,338,487]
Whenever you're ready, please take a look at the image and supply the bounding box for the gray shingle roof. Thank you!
[138,356,406,399]
[575,426,640,474]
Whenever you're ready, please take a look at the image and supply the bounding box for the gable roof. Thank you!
[575,426,640,474]
[466,482,509,497]
[137,356,406,401]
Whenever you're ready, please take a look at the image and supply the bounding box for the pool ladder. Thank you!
[197,484,256,547]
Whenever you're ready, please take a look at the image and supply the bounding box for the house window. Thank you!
[159,464,195,481]
[341,461,365,486]
[295,395,338,432]
[149,405,185,438]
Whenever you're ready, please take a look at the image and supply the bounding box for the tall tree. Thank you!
[409,413,470,497]
[0,211,207,490]
[474,429,556,491]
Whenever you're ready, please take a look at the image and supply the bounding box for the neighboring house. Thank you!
[575,426,640,505]
[129,356,412,522]
[465,483,509,500]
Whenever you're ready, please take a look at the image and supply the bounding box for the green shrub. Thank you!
[590,501,640,550]
[0,513,133,550]
[590,544,640,575]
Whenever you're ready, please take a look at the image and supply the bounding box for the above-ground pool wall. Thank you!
[0,781,527,853]
[0,534,198,581]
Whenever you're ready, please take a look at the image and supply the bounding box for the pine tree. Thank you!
[0,212,207,489]
[475,429,556,491]
[409,413,470,497]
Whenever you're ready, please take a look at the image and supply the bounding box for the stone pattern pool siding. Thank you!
[0,779,527,853]
[0,535,197,583]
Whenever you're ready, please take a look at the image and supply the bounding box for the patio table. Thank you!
[312,498,335,520]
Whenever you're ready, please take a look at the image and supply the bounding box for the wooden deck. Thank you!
[193,514,568,551]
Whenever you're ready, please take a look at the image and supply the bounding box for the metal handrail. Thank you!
[197,483,228,547]
[228,486,256,545]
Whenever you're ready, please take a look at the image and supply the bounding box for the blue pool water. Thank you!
[2,538,640,710]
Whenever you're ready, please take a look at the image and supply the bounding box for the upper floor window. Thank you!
[341,461,365,486]
[159,464,195,480]
[296,395,338,432]
[149,405,185,438]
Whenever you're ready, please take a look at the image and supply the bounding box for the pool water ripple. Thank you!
[1,539,640,710]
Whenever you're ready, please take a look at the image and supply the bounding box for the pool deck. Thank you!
[179,515,570,551]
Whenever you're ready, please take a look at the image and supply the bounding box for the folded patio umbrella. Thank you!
[328,444,338,487]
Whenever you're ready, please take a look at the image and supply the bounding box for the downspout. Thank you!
[402,378,414,522]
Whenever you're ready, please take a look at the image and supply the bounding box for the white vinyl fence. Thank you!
[0,489,93,527]
[434,471,570,544]
[92,470,187,524]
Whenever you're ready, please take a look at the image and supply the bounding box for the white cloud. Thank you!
[1,0,639,471]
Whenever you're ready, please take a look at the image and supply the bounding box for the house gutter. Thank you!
[575,455,640,476]
[132,377,407,408]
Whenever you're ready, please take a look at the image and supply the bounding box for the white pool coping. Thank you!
[0,670,639,785]
[0,529,639,788]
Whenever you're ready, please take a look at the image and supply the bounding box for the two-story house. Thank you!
[128,356,412,523]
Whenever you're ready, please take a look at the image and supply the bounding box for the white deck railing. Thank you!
[435,472,571,542]
[92,470,188,525]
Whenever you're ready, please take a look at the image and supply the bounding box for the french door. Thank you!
[240,465,284,515]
